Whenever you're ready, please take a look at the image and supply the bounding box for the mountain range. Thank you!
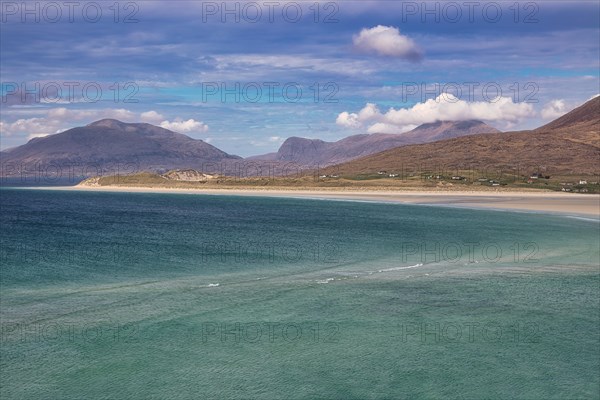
[1,97,598,179]
[248,120,500,166]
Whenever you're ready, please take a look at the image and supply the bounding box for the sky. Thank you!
[1,0,599,156]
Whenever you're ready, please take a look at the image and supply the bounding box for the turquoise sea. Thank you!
[1,188,599,399]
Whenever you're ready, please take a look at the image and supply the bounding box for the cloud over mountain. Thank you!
[337,94,535,133]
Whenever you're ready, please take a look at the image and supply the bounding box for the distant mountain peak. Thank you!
[87,119,129,129]
[1,119,241,178]
[416,120,486,128]
[407,120,500,137]
[248,119,500,166]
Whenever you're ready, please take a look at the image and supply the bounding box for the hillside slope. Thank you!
[324,97,600,176]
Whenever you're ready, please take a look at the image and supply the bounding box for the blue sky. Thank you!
[1,0,598,156]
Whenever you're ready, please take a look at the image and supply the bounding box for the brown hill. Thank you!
[323,97,600,177]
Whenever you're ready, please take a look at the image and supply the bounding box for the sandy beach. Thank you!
[27,185,600,218]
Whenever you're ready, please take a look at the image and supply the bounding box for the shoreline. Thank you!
[11,185,600,218]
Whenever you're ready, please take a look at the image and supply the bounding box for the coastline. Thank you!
[14,185,600,218]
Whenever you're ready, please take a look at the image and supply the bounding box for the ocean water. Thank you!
[1,188,599,399]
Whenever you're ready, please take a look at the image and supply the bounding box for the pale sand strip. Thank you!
[23,186,600,218]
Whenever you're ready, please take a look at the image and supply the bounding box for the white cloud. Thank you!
[159,119,209,133]
[336,94,535,133]
[337,103,385,128]
[367,123,418,134]
[541,99,567,120]
[140,110,165,124]
[335,111,361,128]
[1,118,49,137]
[353,25,422,61]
